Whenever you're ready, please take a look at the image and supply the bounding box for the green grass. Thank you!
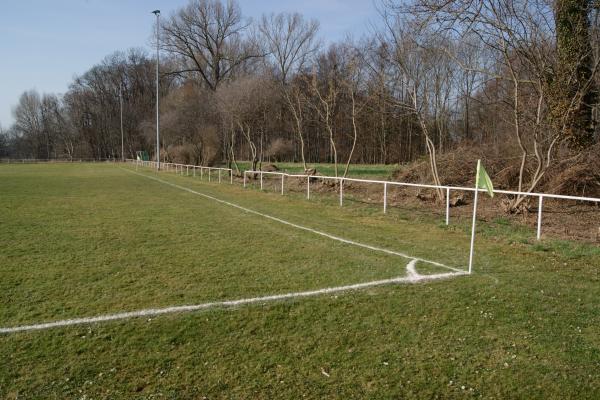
[232,161,398,179]
[1,163,600,399]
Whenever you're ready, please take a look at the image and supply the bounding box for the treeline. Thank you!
[2,0,599,207]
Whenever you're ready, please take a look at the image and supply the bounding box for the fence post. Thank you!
[230,170,233,184]
[193,166,196,177]
[208,169,211,182]
[186,165,189,176]
[537,195,544,240]
[383,182,387,214]
[307,176,311,200]
[446,187,450,225]
[243,171,247,188]
[201,167,203,180]
[219,169,222,183]
[339,179,343,207]
[281,174,285,195]
[260,171,263,190]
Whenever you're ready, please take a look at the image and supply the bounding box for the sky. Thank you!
[0,0,381,128]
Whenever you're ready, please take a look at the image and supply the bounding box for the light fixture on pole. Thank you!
[152,9,160,170]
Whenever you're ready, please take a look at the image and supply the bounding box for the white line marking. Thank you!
[0,260,464,334]
[123,168,465,273]
[406,259,419,278]
[0,168,467,335]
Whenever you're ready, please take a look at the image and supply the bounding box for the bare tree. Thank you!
[216,76,276,171]
[379,13,446,200]
[160,81,220,165]
[342,50,368,178]
[13,90,45,158]
[283,79,310,170]
[259,12,320,85]
[309,65,341,178]
[161,0,261,91]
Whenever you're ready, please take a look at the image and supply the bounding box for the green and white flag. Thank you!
[476,160,494,198]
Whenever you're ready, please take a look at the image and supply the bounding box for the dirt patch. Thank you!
[262,163,279,172]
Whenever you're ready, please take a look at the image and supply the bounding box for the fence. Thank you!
[242,170,600,242]
[130,159,233,184]
[128,159,599,242]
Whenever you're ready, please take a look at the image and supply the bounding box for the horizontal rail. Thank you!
[127,159,232,173]
[243,170,600,204]
[130,160,599,242]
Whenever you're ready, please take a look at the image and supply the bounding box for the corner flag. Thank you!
[468,159,494,274]
[476,160,494,198]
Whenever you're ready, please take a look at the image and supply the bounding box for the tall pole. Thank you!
[153,10,161,170]
[119,82,124,162]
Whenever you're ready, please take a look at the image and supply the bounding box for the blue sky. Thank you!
[0,0,381,128]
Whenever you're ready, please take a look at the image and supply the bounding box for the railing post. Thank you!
[186,165,189,176]
[307,176,311,200]
[537,195,544,240]
[219,169,222,183]
[281,174,285,195]
[201,167,204,180]
[383,182,387,214]
[243,171,247,188]
[230,170,233,184]
[193,166,196,177]
[208,169,211,182]
[260,171,264,190]
[339,179,343,207]
[446,187,450,225]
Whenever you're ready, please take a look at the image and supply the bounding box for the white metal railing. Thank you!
[127,159,599,241]
[129,159,233,184]
[243,170,600,241]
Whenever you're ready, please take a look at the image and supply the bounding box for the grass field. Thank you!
[1,163,600,398]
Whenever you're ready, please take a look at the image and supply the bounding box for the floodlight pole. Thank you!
[152,9,161,170]
[119,82,124,162]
